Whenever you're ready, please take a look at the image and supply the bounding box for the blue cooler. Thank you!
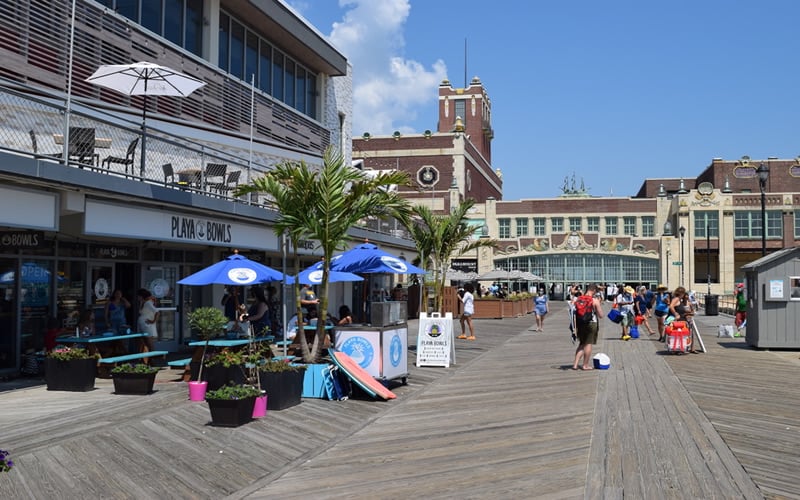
[592,353,611,369]
[607,308,623,324]
[630,326,639,339]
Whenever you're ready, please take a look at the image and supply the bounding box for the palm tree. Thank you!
[407,200,497,312]
[235,147,412,362]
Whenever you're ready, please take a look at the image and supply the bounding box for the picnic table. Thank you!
[54,332,167,374]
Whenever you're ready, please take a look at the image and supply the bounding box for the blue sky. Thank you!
[290,1,800,201]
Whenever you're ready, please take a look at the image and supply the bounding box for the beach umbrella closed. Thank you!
[177,253,282,286]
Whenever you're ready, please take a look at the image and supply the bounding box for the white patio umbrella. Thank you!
[86,61,206,175]
[477,268,514,281]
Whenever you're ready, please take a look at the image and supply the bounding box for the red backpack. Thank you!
[574,295,594,325]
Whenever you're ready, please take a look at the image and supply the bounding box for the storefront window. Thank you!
[19,260,53,353]
[0,258,17,370]
[57,261,86,332]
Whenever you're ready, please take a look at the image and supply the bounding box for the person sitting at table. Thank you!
[77,309,96,338]
[221,286,244,321]
[136,288,159,352]
[105,289,131,334]
[337,305,353,326]
[241,286,270,336]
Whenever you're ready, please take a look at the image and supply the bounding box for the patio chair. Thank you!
[29,130,59,158]
[203,163,227,190]
[211,170,241,195]
[68,127,98,167]
[102,137,139,176]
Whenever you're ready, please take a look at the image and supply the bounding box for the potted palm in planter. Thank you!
[259,359,306,410]
[110,363,159,395]
[205,384,262,427]
[187,307,228,401]
[45,347,98,391]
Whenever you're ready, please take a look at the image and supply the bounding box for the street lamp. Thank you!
[706,222,711,296]
[757,162,770,256]
[679,225,686,287]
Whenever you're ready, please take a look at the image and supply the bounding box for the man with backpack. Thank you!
[572,283,605,370]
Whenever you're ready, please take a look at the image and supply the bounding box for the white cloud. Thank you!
[314,0,447,135]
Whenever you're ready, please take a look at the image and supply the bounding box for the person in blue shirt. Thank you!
[533,288,549,332]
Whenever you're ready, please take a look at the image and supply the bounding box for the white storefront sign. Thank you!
[0,185,58,230]
[416,312,455,367]
[84,199,278,250]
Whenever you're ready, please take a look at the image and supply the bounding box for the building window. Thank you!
[499,219,511,239]
[587,217,599,232]
[642,217,655,237]
[214,9,318,119]
[532,218,546,236]
[605,217,618,235]
[734,211,782,238]
[516,218,528,237]
[455,100,465,122]
[623,216,636,236]
[569,217,582,232]
[551,217,563,233]
[694,211,719,238]
[796,210,800,238]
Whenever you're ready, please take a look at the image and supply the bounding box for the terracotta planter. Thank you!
[206,396,256,427]
[112,372,157,395]
[259,369,304,410]
[473,300,502,319]
[45,357,96,392]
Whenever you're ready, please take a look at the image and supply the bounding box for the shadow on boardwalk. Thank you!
[1,302,798,499]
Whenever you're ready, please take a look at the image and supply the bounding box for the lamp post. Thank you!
[757,162,770,256]
[679,225,686,287]
[706,222,711,297]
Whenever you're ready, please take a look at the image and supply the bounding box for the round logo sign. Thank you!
[227,267,258,284]
[151,278,170,299]
[425,322,443,337]
[389,334,403,367]
[94,278,110,300]
[379,256,409,273]
[308,270,324,284]
[341,336,374,369]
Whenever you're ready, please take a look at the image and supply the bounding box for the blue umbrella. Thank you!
[286,261,364,285]
[177,253,282,285]
[329,243,424,274]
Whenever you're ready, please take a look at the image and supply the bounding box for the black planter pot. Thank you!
[45,357,96,392]
[203,364,247,391]
[111,372,157,395]
[259,370,304,410]
[206,396,256,427]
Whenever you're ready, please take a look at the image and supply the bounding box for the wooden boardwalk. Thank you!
[1,302,798,499]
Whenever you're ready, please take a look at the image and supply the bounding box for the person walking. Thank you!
[572,283,604,370]
[734,283,747,329]
[457,283,476,340]
[654,284,671,341]
[533,288,549,332]
[634,285,655,335]
[615,285,635,340]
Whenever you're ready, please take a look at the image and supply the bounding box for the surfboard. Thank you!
[329,349,396,400]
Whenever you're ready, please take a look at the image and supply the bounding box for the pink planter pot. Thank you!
[188,380,208,402]
[252,394,268,418]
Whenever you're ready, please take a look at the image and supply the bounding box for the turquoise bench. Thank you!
[274,340,292,348]
[167,357,193,368]
[272,355,297,362]
[98,351,169,364]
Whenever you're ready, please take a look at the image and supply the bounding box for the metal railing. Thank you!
[0,82,274,202]
[0,82,412,240]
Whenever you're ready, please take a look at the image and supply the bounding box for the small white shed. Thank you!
[741,246,800,348]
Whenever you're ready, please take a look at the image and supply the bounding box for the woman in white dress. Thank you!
[136,288,159,351]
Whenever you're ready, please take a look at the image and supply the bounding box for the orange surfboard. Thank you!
[329,349,396,400]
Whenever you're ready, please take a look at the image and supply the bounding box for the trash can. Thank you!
[705,294,719,316]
